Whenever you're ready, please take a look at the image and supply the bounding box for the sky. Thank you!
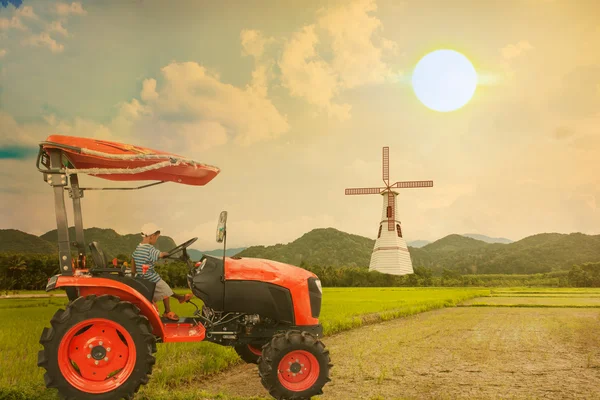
[0,0,599,250]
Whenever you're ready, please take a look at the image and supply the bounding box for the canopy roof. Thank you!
[40,135,220,186]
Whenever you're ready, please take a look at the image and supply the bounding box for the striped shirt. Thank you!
[132,243,162,283]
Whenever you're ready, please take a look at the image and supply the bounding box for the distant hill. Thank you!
[3,227,599,276]
[411,232,600,275]
[407,240,430,248]
[186,247,245,260]
[237,228,374,268]
[237,228,600,275]
[0,229,56,254]
[462,233,513,244]
[39,227,177,259]
[422,234,489,253]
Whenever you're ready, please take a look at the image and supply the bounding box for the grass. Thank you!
[318,287,489,335]
[0,287,487,400]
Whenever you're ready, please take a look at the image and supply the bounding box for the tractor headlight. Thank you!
[315,279,322,294]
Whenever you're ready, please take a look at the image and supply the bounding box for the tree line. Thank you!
[0,252,599,292]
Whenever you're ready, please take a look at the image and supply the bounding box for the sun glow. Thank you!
[411,50,478,112]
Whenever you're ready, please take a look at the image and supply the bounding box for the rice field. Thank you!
[0,287,487,400]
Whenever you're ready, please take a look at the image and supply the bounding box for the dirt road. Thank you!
[198,306,600,399]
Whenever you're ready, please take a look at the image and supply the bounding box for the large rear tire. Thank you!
[258,330,332,400]
[38,294,157,400]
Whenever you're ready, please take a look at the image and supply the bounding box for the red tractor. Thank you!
[35,135,332,400]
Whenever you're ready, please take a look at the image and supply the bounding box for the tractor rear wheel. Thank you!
[38,294,157,400]
[258,330,332,400]
[234,341,268,364]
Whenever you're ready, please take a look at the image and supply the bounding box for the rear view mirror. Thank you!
[216,211,227,243]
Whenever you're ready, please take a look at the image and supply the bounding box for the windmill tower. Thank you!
[345,147,433,276]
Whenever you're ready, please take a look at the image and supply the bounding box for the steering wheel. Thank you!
[164,237,198,258]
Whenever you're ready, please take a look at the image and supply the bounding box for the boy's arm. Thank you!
[130,258,136,277]
[151,247,169,260]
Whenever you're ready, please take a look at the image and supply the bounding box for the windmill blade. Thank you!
[345,187,383,195]
[382,147,389,186]
[391,180,433,188]
[388,192,395,231]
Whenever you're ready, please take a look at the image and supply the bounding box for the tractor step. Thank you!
[161,320,206,342]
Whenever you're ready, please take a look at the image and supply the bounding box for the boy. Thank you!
[132,223,192,321]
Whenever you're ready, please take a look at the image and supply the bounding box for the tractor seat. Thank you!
[89,241,109,269]
[87,241,156,302]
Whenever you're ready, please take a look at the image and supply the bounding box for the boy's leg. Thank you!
[171,292,193,303]
[154,279,178,319]
[163,297,171,313]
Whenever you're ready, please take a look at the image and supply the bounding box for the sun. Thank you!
[411,49,477,112]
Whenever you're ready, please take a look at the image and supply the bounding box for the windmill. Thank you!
[345,147,433,276]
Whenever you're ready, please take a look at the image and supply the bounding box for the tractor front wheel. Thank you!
[38,294,157,400]
[258,330,332,400]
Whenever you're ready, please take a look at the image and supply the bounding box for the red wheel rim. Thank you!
[57,318,137,394]
[277,350,320,391]
[248,344,262,356]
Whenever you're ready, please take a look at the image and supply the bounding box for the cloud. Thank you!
[317,0,397,89]
[0,15,25,30]
[56,2,87,16]
[279,25,350,121]
[48,21,68,36]
[278,0,397,121]
[2,27,290,155]
[5,2,84,54]
[240,29,273,59]
[501,40,533,60]
[15,5,37,19]
[0,112,50,160]
[140,78,158,102]
[549,114,600,151]
[138,61,289,147]
[553,126,575,140]
[0,48,6,57]
[0,5,36,32]
[23,32,64,53]
[549,65,600,118]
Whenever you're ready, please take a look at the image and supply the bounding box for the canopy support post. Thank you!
[69,174,86,268]
[47,150,75,278]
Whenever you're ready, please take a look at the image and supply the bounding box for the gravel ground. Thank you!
[197,305,600,400]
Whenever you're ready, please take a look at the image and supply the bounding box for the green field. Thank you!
[0,287,487,400]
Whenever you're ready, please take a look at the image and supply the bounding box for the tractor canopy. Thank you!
[38,134,220,186]
[36,134,220,284]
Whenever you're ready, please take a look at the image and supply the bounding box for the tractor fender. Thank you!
[49,275,165,339]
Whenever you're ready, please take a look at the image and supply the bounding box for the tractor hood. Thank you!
[224,257,317,286]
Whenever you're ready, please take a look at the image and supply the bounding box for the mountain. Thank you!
[187,249,204,260]
[4,227,599,276]
[237,228,374,268]
[407,240,430,248]
[186,248,245,260]
[422,234,489,253]
[411,232,600,275]
[462,233,513,244]
[0,229,56,254]
[39,227,177,259]
[236,228,600,275]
